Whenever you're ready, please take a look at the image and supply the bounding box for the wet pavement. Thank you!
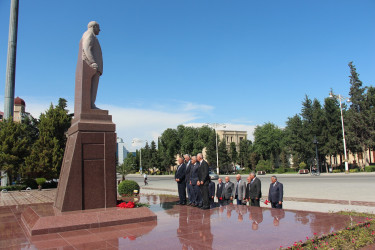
[0,195,367,249]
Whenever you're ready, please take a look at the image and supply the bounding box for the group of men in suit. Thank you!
[175,153,211,210]
[215,172,283,209]
[175,154,284,210]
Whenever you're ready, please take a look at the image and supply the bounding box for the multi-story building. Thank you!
[116,137,129,165]
[0,96,29,122]
[216,130,247,151]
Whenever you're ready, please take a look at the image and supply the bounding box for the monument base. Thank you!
[21,204,157,236]
[54,109,117,212]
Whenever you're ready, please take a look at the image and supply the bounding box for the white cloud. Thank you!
[182,102,214,112]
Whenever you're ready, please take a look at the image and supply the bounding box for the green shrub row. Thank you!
[365,166,375,172]
[0,185,26,191]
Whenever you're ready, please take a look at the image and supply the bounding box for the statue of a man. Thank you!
[81,21,103,109]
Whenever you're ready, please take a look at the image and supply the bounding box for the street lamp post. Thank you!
[132,139,148,175]
[329,91,350,173]
[207,123,226,175]
[313,136,320,173]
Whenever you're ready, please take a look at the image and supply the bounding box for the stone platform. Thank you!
[0,195,371,249]
[21,204,156,236]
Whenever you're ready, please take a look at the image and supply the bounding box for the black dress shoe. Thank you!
[201,206,210,210]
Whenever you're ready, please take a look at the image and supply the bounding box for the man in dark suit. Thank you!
[184,154,193,205]
[245,172,262,207]
[216,178,224,206]
[189,156,201,207]
[197,153,210,210]
[268,175,283,209]
[208,180,215,208]
[222,176,234,205]
[175,157,186,205]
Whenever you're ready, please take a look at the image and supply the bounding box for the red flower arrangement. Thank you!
[219,197,223,200]
[264,199,270,205]
[117,201,135,208]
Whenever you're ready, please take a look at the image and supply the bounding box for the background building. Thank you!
[216,130,247,151]
[0,96,29,122]
[116,137,129,165]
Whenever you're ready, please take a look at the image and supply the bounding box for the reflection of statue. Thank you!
[81,21,103,109]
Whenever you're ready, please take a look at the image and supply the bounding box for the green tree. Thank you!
[0,119,31,183]
[218,138,230,173]
[205,132,217,167]
[253,122,283,168]
[117,153,136,180]
[158,128,179,172]
[239,139,252,168]
[24,100,71,179]
[149,140,160,173]
[346,62,371,167]
[229,142,238,164]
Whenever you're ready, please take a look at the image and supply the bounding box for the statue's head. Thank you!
[88,21,100,35]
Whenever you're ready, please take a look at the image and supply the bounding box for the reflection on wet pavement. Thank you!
[0,195,365,249]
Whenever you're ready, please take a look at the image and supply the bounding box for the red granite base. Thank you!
[21,204,157,236]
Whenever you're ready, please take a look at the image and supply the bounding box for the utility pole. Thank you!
[4,0,19,119]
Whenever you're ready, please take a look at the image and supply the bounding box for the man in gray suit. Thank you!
[222,176,234,205]
[232,174,246,205]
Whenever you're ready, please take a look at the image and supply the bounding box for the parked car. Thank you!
[209,170,219,180]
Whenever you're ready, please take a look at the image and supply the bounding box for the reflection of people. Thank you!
[175,157,186,205]
[197,153,210,210]
[248,206,263,230]
[209,180,215,208]
[268,175,284,209]
[216,178,224,206]
[246,172,262,207]
[223,176,234,205]
[271,208,285,226]
[184,154,193,205]
[190,156,201,207]
[81,21,103,109]
[233,174,246,205]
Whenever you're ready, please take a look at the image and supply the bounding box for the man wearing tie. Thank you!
[197,153,210,210]
[246,172,262,207]
[175,157,186,205]
[232,174,246,205]
[184,154,193,205]
[222,176,234,205]
[268,175,283,209]
[216,178,224,206]
[189,156,201,207]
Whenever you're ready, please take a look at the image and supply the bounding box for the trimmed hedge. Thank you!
[0,185,26,191]
[365,166,375,172]
[118,180,140,196]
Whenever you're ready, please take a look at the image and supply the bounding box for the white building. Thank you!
[116,137,129,165]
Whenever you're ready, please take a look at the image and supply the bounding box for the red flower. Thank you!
[219,197,223,200]
[117,201,135,209]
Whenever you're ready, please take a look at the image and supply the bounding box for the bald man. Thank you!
[232,174,246,205]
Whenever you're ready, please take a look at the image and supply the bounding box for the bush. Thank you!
[35,178,47,186]
[349,169,359,173]
[0,185,26,191]
[332,169,342,173]
[365,166,375,172]
[256,160,272,173]
[276,167,286,173]
[299,162,307,169]
[118,180,140,196]
[21,178,38,189]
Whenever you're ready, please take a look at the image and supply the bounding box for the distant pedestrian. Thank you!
[268,176,283,209]
[144,173,148,185]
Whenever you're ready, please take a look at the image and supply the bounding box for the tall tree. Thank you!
[0,119,31,183]
[229,142,238,166]
[218,138,230,173]
[24,101,71,179]
[346,62,371,167]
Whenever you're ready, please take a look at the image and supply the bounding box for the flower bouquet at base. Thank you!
[117,201,135,208]
[264,199,270,205]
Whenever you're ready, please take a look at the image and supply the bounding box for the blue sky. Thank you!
[0,0,374,151]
